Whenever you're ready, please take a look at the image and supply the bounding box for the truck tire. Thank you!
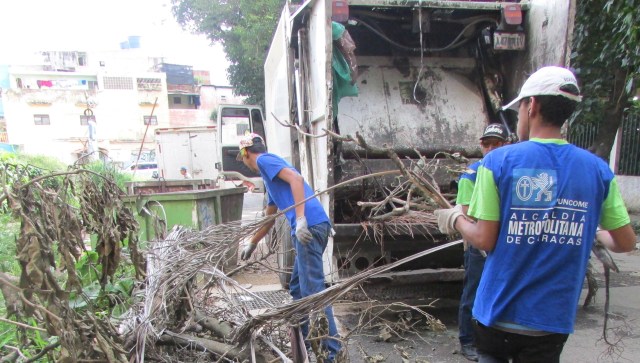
[269,215,294,289]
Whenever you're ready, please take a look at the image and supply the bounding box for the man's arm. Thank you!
[598,225,636,253]
[598,178,636,253]
[276,167,307,218]
[249,204,278,244]
[455,218,500,251]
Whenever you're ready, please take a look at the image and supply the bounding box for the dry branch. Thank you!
[194,310,234,340]
[158,331,270,363]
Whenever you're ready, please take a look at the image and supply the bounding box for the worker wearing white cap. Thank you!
[237,132,341,362]
[435,66,636,362]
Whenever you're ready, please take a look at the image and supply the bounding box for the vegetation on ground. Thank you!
[0,152,141,361]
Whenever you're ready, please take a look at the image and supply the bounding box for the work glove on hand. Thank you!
[295,216,313,244]
[434,204,464,235]
[241,242,257,261]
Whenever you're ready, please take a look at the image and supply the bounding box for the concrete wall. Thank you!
[200,85,244,109]
[168,109,213,127]
[617,176,640,213]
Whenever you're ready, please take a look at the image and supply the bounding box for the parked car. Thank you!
[124,161,159,180]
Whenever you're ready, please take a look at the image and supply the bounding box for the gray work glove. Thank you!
[295,216,313,244]
[241,242,257,260]
[434,204,464,235]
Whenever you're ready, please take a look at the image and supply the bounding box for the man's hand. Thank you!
[434,204,464,235]
[241,180,256,192]
[295,216,313,244]
[241,242,257,260]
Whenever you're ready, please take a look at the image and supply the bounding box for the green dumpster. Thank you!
[124,187,246,266]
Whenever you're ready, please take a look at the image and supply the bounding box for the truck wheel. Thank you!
[269,215,294,289]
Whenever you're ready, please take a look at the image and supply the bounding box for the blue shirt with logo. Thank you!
[468,139,630,334]
[257,153,329,233]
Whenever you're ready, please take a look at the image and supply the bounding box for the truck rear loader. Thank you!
[259,0,575,287]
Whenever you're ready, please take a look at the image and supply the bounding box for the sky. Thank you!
[0,0,230,85]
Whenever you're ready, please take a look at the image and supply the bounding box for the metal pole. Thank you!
[132,97,159,179]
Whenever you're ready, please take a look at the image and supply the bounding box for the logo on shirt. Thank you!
[512,169,557,207]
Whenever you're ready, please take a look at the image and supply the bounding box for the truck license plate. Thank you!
[493,32,525,50]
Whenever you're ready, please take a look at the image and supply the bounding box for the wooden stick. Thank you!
[0,317,47,332]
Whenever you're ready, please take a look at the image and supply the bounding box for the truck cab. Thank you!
[215,104,267,192]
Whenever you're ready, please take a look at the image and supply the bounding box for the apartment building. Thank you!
[1,44,243,168]
[163,64,245,127]
[3,50,169,166]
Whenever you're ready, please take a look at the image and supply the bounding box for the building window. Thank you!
[80,115,96,125]
[103,76,133,90]
[143,116,158,125]
[189,95,200,106]
[34,114,50,125]
[173,96,182,104]
[137,78,162,91]
[78,52,87,66]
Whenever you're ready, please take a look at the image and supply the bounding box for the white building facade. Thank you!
[4,50,170,166]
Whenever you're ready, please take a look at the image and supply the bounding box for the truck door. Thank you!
[188,130,219,180]
[217,106,265,179]
[157,131,191,179]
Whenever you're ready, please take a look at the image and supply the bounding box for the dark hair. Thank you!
[533,84,580,127]
[246,142,266,154]
[534,96,578,127]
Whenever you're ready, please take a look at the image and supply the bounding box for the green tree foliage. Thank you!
[172,0,285,106]
[571,0,640,159]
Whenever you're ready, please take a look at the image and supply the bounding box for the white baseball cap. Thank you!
[236,133,265,160]
[502,66,582,111]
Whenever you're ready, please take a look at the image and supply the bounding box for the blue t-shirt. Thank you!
[257,153,329,233]
[468,139,630,334]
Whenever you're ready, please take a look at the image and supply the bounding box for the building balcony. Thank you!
[7,89,99,105]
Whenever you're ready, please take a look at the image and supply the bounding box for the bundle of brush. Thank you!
[351,130,468,237]
[232,239,461,345]
[129,214,285,362]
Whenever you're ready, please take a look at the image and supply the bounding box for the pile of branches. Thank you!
[330,130,467,244]
[122,132,467,362]
[126,220,283,362]
[125,218,461,362]
[0,132,468,362]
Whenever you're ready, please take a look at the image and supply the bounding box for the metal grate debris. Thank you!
[231,290,292,310]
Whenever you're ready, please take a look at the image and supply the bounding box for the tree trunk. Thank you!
[590,69,629,162]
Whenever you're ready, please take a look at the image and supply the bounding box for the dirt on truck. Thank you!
[254,0,576,287]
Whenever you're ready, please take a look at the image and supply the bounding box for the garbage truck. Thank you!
[262,0,576,287]
[155,105,267,190]
[155,126,219,180]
